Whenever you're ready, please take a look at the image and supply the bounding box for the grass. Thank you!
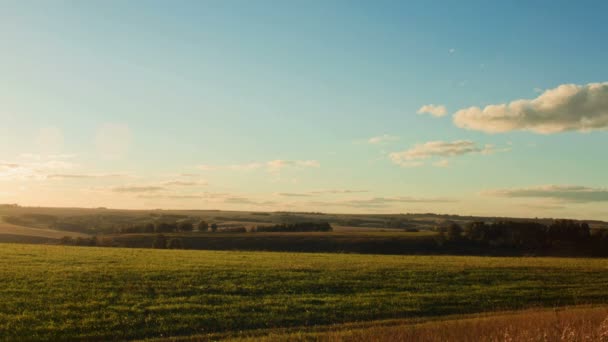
[1,243,608,340]
[228,306,608,341]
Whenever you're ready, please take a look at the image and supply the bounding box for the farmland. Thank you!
[1,243,608,340]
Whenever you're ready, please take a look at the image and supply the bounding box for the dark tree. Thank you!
[178,222,194,232]
[446,223,463,241]
[197,220,209,232]
[144,223,155,233]
[210,223,218,232]
[155,222,176,233]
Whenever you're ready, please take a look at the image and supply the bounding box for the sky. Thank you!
[1,1,608,220]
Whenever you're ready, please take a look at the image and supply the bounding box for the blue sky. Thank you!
[1,1,607,219]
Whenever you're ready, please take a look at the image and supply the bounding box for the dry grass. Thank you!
[234,306,608,342]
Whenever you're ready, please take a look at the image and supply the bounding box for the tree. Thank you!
[155,222,176,233]
[144,222,155,233]
[197,220,209,232]
[446,223,463,241]
[210,223,218,232]
[580,222,591,240]
[178,222,193,232]
[152,234,167,249]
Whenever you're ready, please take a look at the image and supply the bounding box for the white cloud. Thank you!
[389,140,500,167]
[96,123,132,159]
[482,185,608,203]
[453,82,608,133]
[449,48,456,54]
[417,104,447,117]
[368,134,399,144]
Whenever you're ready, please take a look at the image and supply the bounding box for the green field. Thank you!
[1,243,607,340]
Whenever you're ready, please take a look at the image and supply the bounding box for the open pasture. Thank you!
[1,243,607,340]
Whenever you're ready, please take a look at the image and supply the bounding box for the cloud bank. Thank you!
[454,82,608,133]
[483,185,608,203]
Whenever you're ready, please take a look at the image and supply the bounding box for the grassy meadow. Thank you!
[1,243,608,340]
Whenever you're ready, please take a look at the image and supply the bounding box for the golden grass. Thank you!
[232,306,608,342]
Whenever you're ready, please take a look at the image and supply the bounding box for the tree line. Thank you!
[116,221,218,234]
[254,222,332,232]
[440,219,598,248]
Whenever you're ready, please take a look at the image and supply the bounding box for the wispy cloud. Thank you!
[223,196,277,206]
[310,189,370,195]
[0,154,77,180]
[417,104,447,117]
[162,180,207,187]
[47,173,129,180]
[307,196,456,209]
[275,192,314,197]
[453,82,608,133]
[112,186,166,193]
[368,134,399,144]
[275,189,369,197]
[197,159,320,173]
[389,140,504,167]
[482,185,608,203]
